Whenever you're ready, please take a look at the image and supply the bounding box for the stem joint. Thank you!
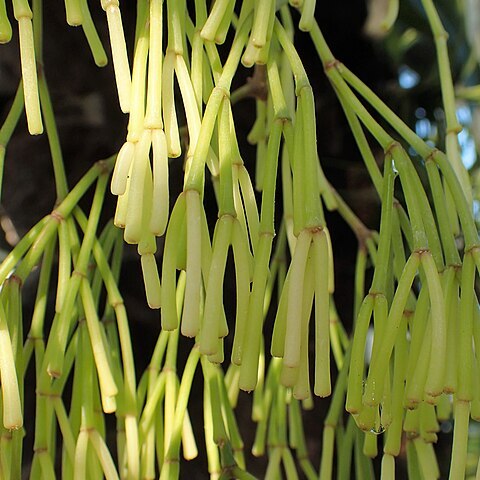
[384,140,401,156]
[50,210,64,223]
[323,59,341,72]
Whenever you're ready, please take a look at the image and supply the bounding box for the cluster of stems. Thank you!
[0,0,479,478]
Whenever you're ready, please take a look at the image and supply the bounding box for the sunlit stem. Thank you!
[203,369,220,476]
[15,6,43,135]
[174,54,202,156]
[111,141,135,196]
[404,287,429,408]
[449,400,470,480]
[144,0,163,128]
[336,90,383,195]
[421,251,446,398]
[0,0,12,43]
[238,116,281,390]
[237,165,260,253]
[186,14,252,192]
[80,0,108,67]
[0,300,22,430]
[293,259,314,399]
[424,159,461,266]
[217,98,236,216]
[421,0,472,207]
[150,129,169,236]
[141,253,161,309]
[251,0,273,48]
[201,0,232,41]
[181,190,202,337]
[162,51,181,157]
[457,251,475,401]
[101,0,132,112]
[65,0,83,26]
[44,174,108,380]
[161,194,186,331]
[181,410,198,460]
[370,156,394,294]
[443,267,459,393]
[384,313,408,455]
[231,220,253,366]
[161,346,200,479]
[124,130,152,244]
[200,215,233,354]
[299,0,316,32]
[55,219,71,313]
[346,294,374,413]
[313,229,330,397]
[166,0,185,55]
[364,252,420,406]
[89,430,120,480]
[319,425,334,480]
[73,430,89,480]
[238,234,273,391]
[324,54,478,248]
[214,0,236,45]
[190,28,204,110]
[126,8,149,143]
[80,279,118,412]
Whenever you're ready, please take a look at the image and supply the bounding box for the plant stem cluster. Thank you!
[0,0,478,479]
